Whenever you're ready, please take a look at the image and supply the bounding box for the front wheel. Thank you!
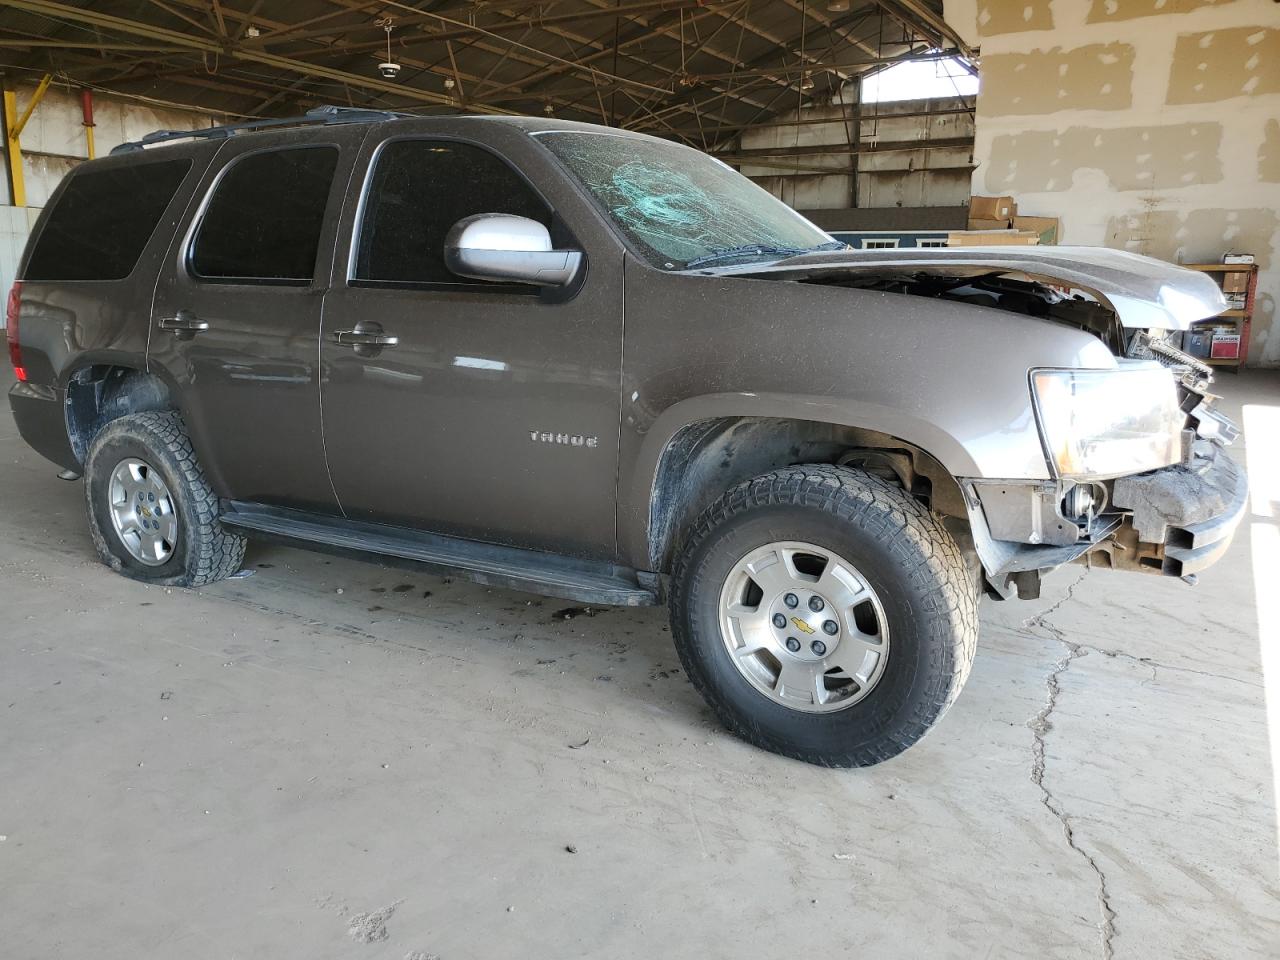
[84,411,246,587]
[669,465,977,767]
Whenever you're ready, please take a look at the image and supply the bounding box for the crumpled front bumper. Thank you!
[967,438,1248,597]
[1109,439,1249,578]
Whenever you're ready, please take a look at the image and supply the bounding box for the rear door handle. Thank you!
[158,310,209,339]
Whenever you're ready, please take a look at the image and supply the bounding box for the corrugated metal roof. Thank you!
[0,0,963,150]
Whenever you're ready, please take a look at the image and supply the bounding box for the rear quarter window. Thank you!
[23,158,193,281]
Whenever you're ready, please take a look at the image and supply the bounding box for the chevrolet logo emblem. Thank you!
[791,617,815,635]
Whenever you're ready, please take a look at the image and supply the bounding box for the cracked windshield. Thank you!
[536,130,843,270]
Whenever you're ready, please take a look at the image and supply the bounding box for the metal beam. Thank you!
[0,38,190,52]
[470,3,769,124]
[712,135,973,161]
[251,0,601,45]
[625,9,911,128]
[353,0,677,97]
[469,9,771,121]
[884,0,975,60]
[650,47,962,83]
[3,0,481,111]
[261,1,737,51]
[475,2,747,101]
[643,101,974,137]
[102,0,675,124]
[773,0,880,59]
[735,156,974,175]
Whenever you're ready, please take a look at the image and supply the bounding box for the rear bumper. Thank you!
[8,380,78,472]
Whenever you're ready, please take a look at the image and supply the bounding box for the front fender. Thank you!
[615,264,1113,570]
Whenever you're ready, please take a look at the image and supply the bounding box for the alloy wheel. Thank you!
[107,457,178,566]
[718,540,890,713]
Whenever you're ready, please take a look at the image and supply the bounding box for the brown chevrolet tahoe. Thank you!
[6,107,1247,766]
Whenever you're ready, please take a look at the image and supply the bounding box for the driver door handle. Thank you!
[328,321,398,357]
[328,329,399,347]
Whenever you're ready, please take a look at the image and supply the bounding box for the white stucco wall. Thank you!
[946,0,1280,366]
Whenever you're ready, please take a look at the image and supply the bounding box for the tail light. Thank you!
[5,281,23,382]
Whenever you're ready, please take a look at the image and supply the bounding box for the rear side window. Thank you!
[354,140,550,285]
[24,158,192,281]
[190,146,338,283]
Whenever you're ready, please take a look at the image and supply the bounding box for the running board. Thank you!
[219,501,658,607]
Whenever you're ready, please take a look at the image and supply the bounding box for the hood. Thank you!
[699,245,1227,331]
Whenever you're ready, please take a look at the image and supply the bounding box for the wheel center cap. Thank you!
[771,589,839,661]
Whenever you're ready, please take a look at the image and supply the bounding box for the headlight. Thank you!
[1031,366,1184,478]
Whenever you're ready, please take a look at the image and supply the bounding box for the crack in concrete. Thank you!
[1072,642,1260,688]
[1072,642,1159,685]
[1023,571,1118,960]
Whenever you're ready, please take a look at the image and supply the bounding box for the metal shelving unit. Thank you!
[1184,263,1259,370]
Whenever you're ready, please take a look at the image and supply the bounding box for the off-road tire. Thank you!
[84,411,246,587]
[669,464,978,767]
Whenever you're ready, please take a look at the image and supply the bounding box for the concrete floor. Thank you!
[2,374,1278,960]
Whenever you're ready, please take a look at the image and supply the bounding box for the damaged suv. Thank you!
[7,108,1247,767]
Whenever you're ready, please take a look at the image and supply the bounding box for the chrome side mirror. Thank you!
[444,214,584,287]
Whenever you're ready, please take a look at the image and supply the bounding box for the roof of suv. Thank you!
[111,105,657,155]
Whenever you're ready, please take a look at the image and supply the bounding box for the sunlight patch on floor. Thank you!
[1242,402,1280,863]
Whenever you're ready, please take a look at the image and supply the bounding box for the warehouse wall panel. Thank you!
[741,93,976,212]
[947,0,1280,367]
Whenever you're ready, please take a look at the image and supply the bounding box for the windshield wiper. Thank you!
[684,244,810,269]
[684,241,850,270]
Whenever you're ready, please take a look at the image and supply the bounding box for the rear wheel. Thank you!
[84,411,246,587]
[669,464,977,767]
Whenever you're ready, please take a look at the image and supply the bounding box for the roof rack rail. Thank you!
[109,105,414,155]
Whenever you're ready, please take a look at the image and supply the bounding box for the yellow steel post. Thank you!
[2,88,24,207]
[9,73,51,141]
[3,74,51,207]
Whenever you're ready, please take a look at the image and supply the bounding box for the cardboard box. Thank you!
[1222,253,1254,264]
[1222,271,1249,294]
[969,195,1017,221]
[967,217,1012,231]
[1210,332,1240,359]
[947,230,1040,247]
[1012,215,1059,245]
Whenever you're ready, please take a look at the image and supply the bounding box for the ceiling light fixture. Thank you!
[376,17,400,80]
